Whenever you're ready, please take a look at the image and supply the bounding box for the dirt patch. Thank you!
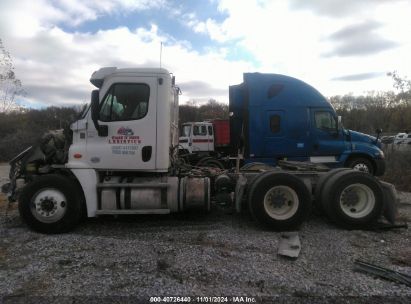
[390,248,411,267]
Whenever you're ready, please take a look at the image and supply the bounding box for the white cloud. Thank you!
[185,0,411,96]
[1,0,411,109]
[0,0,257,106]
[0,2,252,106]
[288,0,407,18]
[0,0,166,34]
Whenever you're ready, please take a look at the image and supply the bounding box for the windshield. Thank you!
[78,103,91,119]
[181,125,191,137]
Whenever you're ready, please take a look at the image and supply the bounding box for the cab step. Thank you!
[96,183,169,188]
[95,209,171,215]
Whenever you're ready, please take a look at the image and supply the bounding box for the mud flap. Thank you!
[234,174,247,213]
[380,181,398,224]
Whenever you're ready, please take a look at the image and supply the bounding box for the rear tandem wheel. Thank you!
[320,170,384,229]
[248,172,312,230]
[314,168,351,214]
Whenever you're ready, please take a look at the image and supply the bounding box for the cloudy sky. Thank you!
[0,0,410,108]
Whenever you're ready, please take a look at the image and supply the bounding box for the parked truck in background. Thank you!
[179,73,385,176]
[179,119,231,167]
[2,67,396,234]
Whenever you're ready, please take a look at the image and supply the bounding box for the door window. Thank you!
[181,125,191,137]
[270,115,281,133]
[99,83,150,121]
[314,111,336,131]
[208,126,213,135]
[194,125,207,135]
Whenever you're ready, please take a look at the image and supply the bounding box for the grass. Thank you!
[381,148,411,192]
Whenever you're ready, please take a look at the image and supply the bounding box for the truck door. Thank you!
[207,125,215,151]
[86,77,157,170]
[309,108,346,161]
[192,124,209,152]
[179,124,192,153]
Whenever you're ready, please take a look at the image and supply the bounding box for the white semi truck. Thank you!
[3,67,397,233]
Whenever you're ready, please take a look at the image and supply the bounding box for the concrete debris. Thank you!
[278,232,301,259]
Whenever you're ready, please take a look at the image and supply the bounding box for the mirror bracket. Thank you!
[98,125,108,137]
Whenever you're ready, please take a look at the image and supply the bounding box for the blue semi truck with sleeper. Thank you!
[180,73,385,176]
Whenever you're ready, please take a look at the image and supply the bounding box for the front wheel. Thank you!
[248,172,311,230]
[19,174,83,234]
[347,157,374,175]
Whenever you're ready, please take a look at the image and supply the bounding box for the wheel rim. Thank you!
[352,163,370,173]
[30,188,67,223]
[339,183,375,218]
[263,186,299,220]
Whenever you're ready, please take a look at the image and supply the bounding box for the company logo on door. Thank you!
[108,126,141,144]
[117,127,134,136]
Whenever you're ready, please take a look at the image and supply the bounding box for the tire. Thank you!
[18,174,83,234]
[248,172,312,230]
[321,171,383,229]
[346,157,374,175]
[314,168,351,214]
[196,157,225,169]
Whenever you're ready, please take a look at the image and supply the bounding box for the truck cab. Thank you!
[179,122,214,154]
[69,67,179,172]
[229,73,386,175]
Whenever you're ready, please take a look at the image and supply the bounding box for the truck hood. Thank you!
[349,130,382,148]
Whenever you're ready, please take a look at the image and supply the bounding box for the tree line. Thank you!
[0,107,79,161]
[2,37,411,162]
[2,86,411,162]
[330,71,411,134]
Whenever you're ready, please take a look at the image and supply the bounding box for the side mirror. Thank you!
[90,90,108,137]
[375,128,382,143]
[330,115,342,137]
[91,90,100,124]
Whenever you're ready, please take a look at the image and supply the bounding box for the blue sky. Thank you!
[71,1,228,53]
[0,0,411,108]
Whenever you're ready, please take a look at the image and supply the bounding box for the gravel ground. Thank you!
[0,164,410,303]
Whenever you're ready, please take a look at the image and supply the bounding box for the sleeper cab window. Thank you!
[99,83,150,122]
[267,84,284,99]
[270,115,281,133]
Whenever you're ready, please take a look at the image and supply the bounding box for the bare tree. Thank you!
[0,39,25,112]
[387,71,411,105]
